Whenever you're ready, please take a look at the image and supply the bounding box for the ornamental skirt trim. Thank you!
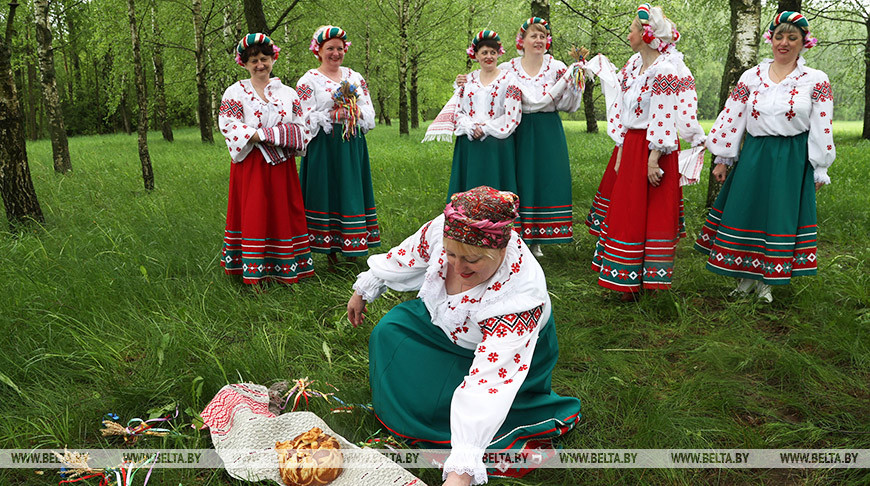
[586,145,686,239]
[514,112,573,244]
[694,132,817,285]
[447,135,518,200]
[370,299,581,478]
[222,149,314,284]
[299,124,381,256]
[592,129,682,292]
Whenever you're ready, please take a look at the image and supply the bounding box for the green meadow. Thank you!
[1,121,868,485]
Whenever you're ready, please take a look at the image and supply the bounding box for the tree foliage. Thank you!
[7,0,865,144]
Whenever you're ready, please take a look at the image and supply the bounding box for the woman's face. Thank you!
[319,38,345,68]
[476,45,499,68]
[771,27,802,65]
[445,246,506,289]
[628,19,644,52]
[523,29,547,55]
[244,52,274,80]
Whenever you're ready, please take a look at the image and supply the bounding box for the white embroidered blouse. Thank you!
[218,78,309,164]
[353,215,552,485]
[499,54,583,113]
[706,57,836,184]
[454,70,524,141]
[597,51,705,154]
[295,67,376,139]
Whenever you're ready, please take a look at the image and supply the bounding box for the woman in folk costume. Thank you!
[695,12,835,303]
[499,17,585,257]
[218,33,314,285]
[590,4,705,299]
[296,25,379,268]
[348,186,582,486]
[446,31,523,198]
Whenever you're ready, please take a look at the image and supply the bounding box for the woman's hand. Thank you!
[250,131,261,143]
[815,181,824,192]
[330,106,348,123]
[647,149,663,187]
[442,472,473,486]
[712,163,728,183]
[455,74,468,87]
[472,124,485,139]
[347,292,368,327]
[614,146,623,174]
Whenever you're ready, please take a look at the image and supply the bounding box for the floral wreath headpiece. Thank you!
[309,25,351,59]
[636,4,679,54]
[235,33,280,67]
[763,11,817,49]
[443,186,519,250]
[515,17,552,53]
[467,30,505,59]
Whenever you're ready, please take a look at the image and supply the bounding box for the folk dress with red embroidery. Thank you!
[706,57,836,184]
[454,70,524,140]
[295,67,376,139]
[353,215,551,483]
[499,54,582,113]
[219,78,310,164]
[598,52,705,154]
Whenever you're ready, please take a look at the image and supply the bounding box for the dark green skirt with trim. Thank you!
[298,124,380,256]
[694,132,818,284]
[369,299,581,463]
[447,135,518,199]
[514,112,573,244]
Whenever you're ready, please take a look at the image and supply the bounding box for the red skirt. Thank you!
[592,130,682,292]
[221,149,314,284]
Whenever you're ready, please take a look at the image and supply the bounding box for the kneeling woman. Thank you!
[348,186,581,486]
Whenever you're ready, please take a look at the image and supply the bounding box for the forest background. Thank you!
[6,0,870,143]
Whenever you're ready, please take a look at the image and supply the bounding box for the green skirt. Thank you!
[369,299,581,476]
[694,133,818,284]
[447,135,518,199]
[298,125,380,256]
[513,112,573,244]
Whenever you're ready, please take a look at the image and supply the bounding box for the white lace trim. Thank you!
[352,271,386,302]
[442,466,488,485]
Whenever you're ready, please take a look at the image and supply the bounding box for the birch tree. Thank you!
[706,0,761,207]
[0,1,44,227]
[151,0,173,142]
[35,0,71,173]
[127,0,154,190]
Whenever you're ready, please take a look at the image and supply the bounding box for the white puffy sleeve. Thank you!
[352,218,440,302]
[807,73,836,185]
[646,64,681,154]
[521,62,584,112]
[675,69,706,147]
[218,83,257,163]
[353,71,377,134]
[296,73,332,138]
[480,77,523,140]
[705,69,752,165]
[584,54,624,146]
[443,305,546,485]
[453,85,476,139]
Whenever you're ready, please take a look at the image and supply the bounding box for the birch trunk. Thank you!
[397,0,410,135]
[192,0,214,143]
[864,18,870,140]
[706,0,760,207]
[410,53,419,128]
[34,0,71,173]
[531,0,549,19]
[127,0,154,191]
[151,1,173,142]
[0,2,44,227]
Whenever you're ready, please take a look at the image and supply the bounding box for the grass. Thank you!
[0,120,868,485]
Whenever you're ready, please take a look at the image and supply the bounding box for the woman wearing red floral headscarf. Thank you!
[296,25,379,268]
[218,33,314,285]
[695,12,835,303]
[348,186,581,486]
